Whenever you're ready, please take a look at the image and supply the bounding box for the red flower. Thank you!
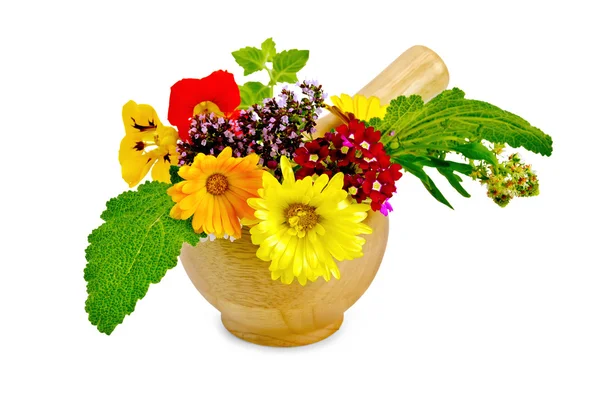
[325,131,357,168]
[335,119,391,171]
[344,174,368,202]
[294,140,330,169]
[292,118,403,213]
[295,167,317,180]
[362,163,403,211]
[168,70,241,142]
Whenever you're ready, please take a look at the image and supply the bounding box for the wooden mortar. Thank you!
[180,45,449,347]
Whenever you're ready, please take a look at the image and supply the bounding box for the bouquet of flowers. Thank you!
[84,39,553,336]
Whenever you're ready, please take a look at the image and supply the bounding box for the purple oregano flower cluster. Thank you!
[176,80,326,175]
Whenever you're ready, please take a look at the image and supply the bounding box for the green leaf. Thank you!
[399,154,474,176]
[398,155,454,209]
[271,49,309,84]
[84,181,200,335]
[169,165,183,184]
[239,81,271,108]
[449,141,498,166]
[397,154,476,204]
[261,38,276,62]
[375,95,425,134]
[380,88,553,156]
[232,46,265,76]
[437,168,471,198]
[366,116,383,131]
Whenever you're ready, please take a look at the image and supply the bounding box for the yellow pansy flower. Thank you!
[119,100,179,187]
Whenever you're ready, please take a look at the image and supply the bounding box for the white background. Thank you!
[1,1,598,396]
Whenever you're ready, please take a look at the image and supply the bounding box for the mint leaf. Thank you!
[376,88,553,157]
[231,40,309,93]
[271,49,309,84]
[84,181,199,335]
[232,46,265,76]
[261,38,276,62]
[239,81,271,108]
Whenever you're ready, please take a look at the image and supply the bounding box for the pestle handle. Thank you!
[316,45,450,135]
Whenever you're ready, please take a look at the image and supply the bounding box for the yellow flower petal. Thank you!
[122,100,162,136]
[248,157,372,285]
[118,135,156,188]
[151,149,178,184]
[167,150,263,239]
[119,102,179,187]
[330,94,387,121]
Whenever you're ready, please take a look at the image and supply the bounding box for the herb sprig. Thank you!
[367,88,552,208]
[232,38,309,107]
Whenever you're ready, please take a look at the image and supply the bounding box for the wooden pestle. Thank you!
[315,45,450,135]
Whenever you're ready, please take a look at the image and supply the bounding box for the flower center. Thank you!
[372,180,382,192]
[193,101,224,117]
[206,173,229,195]
[309,153,319,162]
[285,203,318,235]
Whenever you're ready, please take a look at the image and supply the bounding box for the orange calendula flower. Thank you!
[119,100,179,187]
[167,147,263,239]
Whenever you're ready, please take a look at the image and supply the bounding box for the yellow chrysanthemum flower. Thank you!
[167,147,263,239]
[248,157,372,285]
[119,100,179,187]
[330,94,387,121]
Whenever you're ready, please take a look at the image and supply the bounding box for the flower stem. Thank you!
[266,67,275,98]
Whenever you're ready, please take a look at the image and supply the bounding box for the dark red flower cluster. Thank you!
[294,118,402,212]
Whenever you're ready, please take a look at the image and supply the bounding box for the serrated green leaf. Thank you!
[232,46,265,76]
[84,181,200,335]
[377,95,425,134]
[366,116,383,131]
[239,81,271,108]
[261,38,276,62]
[271,49,309,84]
[381,88,553,156]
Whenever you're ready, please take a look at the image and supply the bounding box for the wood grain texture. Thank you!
[315,45,450,136]
[180,45,450,347]
[181,212,388,347]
